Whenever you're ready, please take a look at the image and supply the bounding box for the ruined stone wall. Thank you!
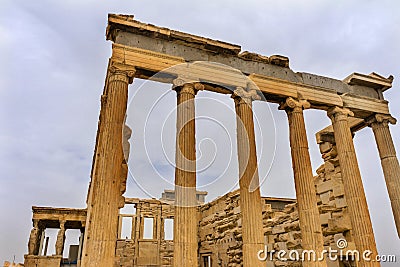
[315,141,356,267]
[197,146,354,267]
[197,191,297,267]
[263,202,302,266]
[198,191,243,266]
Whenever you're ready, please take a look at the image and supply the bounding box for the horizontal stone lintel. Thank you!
[107,14,392,104]
[111,43,389,118]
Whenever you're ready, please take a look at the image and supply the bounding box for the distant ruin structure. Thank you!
[23,14,399,267]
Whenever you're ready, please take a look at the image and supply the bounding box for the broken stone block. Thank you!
[324,161,335,172]
[319,141,333,154]
[334,197,347,209]
[286,239,302,250]
[320,212,332,225]
[290,211,299,221]
[275,241,288,251]
[272,225,286,234]
[333,233,345,244]
[332,184,345,197]
[267,234,277,243]
[233,206,241,214]
[327,216,351,233]
[317,180,334,194]
[277,233,289,242]
[316,165,325,175]
[320,191,332,204]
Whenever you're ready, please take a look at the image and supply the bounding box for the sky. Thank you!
[1,0,400,265]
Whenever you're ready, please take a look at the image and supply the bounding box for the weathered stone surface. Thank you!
[233,89,264,267]
[173,82,199,267]
[23,13,396,267]
[328,107,379,267]
[369,114,400,237]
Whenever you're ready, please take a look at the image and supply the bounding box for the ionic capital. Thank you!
[172,77,204,96]
[366,114,397,127]
[108,62,136,84]
[232,86,261,105]
[327,106,354,122]
[279,97,310,112]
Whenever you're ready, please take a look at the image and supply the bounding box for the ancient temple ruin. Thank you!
[23,14,399,267]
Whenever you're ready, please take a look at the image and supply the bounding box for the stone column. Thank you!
[232,87,264,267]
[328,106,380,267]
[173,80,203,267]
[28,219,42,255]
[55,220,66,256]
[281,97,327,267]
[368,114,400,237]
[81,61,135,267]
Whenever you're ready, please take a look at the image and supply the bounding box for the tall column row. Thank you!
[81,58,399,267]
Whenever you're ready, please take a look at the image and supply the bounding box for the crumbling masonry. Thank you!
[24,14,399,267]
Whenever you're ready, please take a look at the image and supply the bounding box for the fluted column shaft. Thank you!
[369,114,400,237]
[283,97,327,267]
[328,107,380,267]
[233,87,264,267]
[81,62,135,267]
[173,82,202,267]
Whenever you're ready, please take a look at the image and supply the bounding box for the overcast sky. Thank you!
[1,0,400,265]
